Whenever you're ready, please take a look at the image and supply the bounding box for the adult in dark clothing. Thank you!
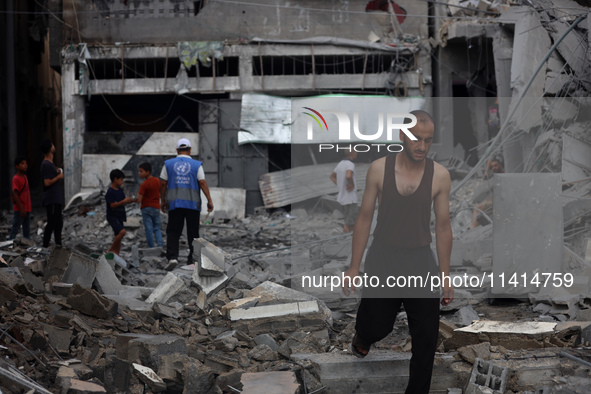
[160,138,214,269]
[40,140,64,248]
[342,110,454,394]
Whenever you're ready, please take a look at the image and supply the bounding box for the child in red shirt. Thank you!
[138,162,163,248]
[9,157,32,240]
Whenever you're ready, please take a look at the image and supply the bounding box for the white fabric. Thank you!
[160,154,205,181]
[333,159,357,205]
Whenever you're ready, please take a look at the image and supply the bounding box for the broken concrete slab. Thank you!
[43,325,72,354]
[67,379,107,393]
[248,344,278,361]
[291,351,463,393]
[193,238,231,277]
[145,272,185,304]
[93,254,123,296]
[492,174,563,296]
[61,254,98,289]
[240,371,299,394]
[67,284,118,319]
[229,300,320,321]
[191,271,229,297]
[221,296,259,317]
[104,295,153,318]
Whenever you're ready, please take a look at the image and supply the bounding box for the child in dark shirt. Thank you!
[105,169,136,255]
[9,156,32,240]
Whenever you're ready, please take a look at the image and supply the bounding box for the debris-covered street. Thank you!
[2,0,591,393]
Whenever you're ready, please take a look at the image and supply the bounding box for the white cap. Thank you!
[176,138,191,149]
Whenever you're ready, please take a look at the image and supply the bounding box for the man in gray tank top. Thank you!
[342,110,454,394]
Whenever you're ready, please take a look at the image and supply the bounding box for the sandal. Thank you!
[350,333,370,358]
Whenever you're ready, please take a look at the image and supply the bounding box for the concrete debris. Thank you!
[145,272,185,304]
[240,371,299,394]
[464,358,509,394]
[132,363,167,392]
[67,284,118,320]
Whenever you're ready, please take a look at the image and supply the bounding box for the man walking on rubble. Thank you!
[330,149,359,233]
[342,110,454,394]
[160,138,214,270]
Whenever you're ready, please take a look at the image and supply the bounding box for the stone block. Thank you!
[145,272,185,304]
[492,174,562,296]
[248,344,278,361]
[67,284,118,319]
[127,334,187,370]
[183,361,216,394]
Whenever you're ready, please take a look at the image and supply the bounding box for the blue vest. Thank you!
[165,156,202,211]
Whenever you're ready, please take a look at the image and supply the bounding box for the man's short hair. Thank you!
[139,162,152,173]
[14,156,27,167]
[110,169,125,182]
[40,139,53,154]
[491,157,504,166]
[404,110,434,127]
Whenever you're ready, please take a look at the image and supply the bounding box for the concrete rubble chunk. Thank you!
[127,334,187,370]
[145,272,185,304]
[104,295,153,318]
[93,254,124,295]
[291,351,460,393]
[458,342,491,364]
[464,358,509,394]
[192,271,229,297]
[44,247,98,289]
[67,378,107,393]
[240,371,299,394]
[43,325,73,354]
[221,296,259,316]
[248,344,278,361]
[193,238,231,277]
[183,360,216,394]
[453,305,481,327]
[253,333,279,351]
[67,284,118,319]
[132,363,167,392]
[229,300,320,321]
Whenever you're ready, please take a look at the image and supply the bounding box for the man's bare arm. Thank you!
[343,159,381,295]
[198,179,214,212]
[346,169,354,191]
[329,172,337,185]
[433,164,454,305]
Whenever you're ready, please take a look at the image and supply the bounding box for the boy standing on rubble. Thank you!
[105,169,136,255]
[138,162,163,248]
[9,156,32,241]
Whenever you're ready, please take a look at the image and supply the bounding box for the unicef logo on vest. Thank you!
[174,161,191,176]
